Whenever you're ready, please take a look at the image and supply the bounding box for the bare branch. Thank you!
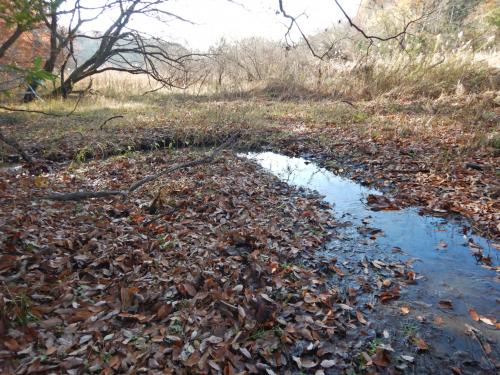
[0,94,83,117]
[333,0,430,42]
[278,0,431,60]
[100,115,125,130]
[41,133,239,201]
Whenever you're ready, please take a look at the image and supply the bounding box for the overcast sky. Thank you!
[73,0,361,50]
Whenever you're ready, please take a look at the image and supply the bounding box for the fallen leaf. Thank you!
[400,306,410,315]
[414,337,429,351]
[2,337,19,351]
[468,308,479,321]
[438,300,453,309]
[434,315,444,325]
[437,240,447,249]
[356,310,367,324]
[479,316,496,326]
[372,348,390,367]
[320,359,336,368]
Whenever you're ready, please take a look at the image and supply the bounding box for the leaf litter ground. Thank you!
[0,150,406,374]
[0,148,497,373]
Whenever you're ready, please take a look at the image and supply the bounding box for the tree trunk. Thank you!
[0,25,23,59]
[23,11,59,102]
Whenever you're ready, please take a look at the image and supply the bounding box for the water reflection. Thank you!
[242,152,499,321]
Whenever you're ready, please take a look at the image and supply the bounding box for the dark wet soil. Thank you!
[243,152,499,374]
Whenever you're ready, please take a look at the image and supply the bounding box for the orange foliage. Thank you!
[0,19,50,68]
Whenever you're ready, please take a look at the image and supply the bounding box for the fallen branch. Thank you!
[44,190,128,201]
[100,115,124,130]
[339,100,356,108]
[0,129,33,164]
[42,133,239,201]
[0,94,83,117]
[386,169,430,174]
[143,207,177,226]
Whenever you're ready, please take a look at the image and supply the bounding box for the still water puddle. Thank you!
[243,151,499,352]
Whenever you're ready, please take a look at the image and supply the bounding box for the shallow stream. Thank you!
[243,151,499,369]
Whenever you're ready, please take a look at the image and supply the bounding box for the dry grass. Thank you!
[1,87,498,162]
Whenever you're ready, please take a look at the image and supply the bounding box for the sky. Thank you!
[70,0,361,50]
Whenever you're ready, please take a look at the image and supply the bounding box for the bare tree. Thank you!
[277,0,430,60]
[23,0,204,101]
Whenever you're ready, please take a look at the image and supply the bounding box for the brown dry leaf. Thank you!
[468,308,479,321]
[184,351,201,367]
[379,286,400,303]
[206,336,223,344]
[438,300,453,309]
[45,347,57,356]
[361,352,373,366]
[434,315,444,325]
[67,308,93,323]
[483,342,492,354]
[372,348,390,367]
[331,265,345,276]
[255,300,274,323]
[178,282,197,297]
[2,337,19,351]
[414,337,429,351]
[293,357,317,369]
[157,304,173,319]
[120,286,137,310]
[34,176,48,188]
[356,310,367,324]
[0,255,18,271]
[400,306,410,315]
[109,355,121,369]
[366,194,400,211]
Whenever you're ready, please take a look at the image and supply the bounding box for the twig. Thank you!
[333,0,430,43]
[0,105,65,116]
[339,100,356,108]
[100,115,124,130]
[466,324,494,368]
[216,299,238,311]
[129,133,238,193]
[143,207,177,226]
[42,133,239,201]
[44,190,128,201]
[0,93,83,117]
